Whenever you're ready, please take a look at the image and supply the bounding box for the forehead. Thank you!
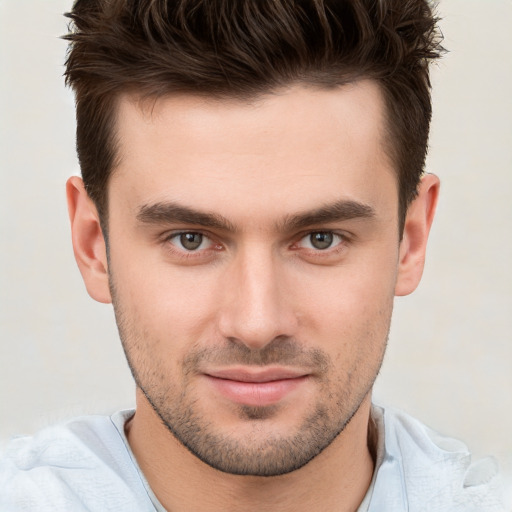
[110,81,397,225]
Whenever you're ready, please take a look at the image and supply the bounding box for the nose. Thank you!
[217,245,298,350]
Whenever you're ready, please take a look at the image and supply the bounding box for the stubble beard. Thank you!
[110,282,388,477]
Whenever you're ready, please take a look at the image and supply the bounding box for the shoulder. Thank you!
[0,411,151,511]
[369,405,506,512]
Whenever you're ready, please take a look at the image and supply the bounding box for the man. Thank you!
[0,0,505,510]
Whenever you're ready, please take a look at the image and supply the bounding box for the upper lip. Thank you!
[205,367,309,383]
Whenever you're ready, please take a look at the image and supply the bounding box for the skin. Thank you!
[67,81,439,511]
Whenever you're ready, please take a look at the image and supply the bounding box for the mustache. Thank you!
[182,337,330,373]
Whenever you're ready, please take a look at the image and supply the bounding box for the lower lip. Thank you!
[205,376,309,407]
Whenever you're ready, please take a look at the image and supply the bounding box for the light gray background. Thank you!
[1,0,511,505]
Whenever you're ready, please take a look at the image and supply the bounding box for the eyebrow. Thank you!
[136,199,375,232]
[279,200,376,231]
[137,202,237,231]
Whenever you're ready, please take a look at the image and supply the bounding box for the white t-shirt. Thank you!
[0,406,505,511]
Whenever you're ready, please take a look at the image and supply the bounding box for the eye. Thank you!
[298,231,344,250]
[169,232,212,251]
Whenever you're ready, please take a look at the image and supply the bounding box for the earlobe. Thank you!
[66,176,112,304]
[395,173,440,297]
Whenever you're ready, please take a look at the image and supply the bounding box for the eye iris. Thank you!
[310,232,333,250]
[180,233,203,250]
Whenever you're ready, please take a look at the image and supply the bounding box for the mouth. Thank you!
[203,367,310,407]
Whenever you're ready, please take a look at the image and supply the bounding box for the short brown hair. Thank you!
[64,0,444,230]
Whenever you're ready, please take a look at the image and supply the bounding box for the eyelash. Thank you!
[161,230,350,260]
[293,231,346,251]
[163,231,222,260]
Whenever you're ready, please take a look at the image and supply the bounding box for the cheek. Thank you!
[292,253,397,354]
[111,255,222,348]
[296,256,397,319]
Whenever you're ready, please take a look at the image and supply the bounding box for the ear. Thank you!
[395,173,440,296]
[66,176,112,304]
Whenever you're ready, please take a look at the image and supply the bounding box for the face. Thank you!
[106,82,401,476]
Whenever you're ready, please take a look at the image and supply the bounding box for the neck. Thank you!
[126,390,375,512]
